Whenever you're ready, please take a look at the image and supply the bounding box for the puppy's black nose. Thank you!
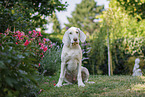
[73,38,77,41]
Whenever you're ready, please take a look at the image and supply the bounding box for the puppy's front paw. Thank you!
[78,83,85,87]
[55,83,62,87]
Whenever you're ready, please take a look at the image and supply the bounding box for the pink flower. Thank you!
[43,46,48,52]
[38,89,43,94]
[29,31,32,34]
[49,44,53,48]
[16,42,18,44]
[5,28,10,33]
[52,43,56,46]
[24,40,29,46]
[44,38,46,41]
[30,38,33,41]
[38,31,42,37]
[40,44,44,49]
[15,31,24,40]
[39,63,41,67]
[25,35,28,37]
[40,55,44,58]
[33,30,36,33]
[53,83,56,86]
[31,30,37,37]
[4,33,7,36]
[39,43,42,45]
[32,33,36,37]
[40,53,44,58]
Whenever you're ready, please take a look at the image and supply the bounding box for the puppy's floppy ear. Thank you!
[62,30,70,45]
[77,28,86,43]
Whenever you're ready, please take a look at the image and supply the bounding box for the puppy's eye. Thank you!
[70,32,72,34]
[76,32,78,34]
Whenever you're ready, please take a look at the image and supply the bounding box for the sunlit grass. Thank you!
[39,75,145,97]
[131,76,145,92]
[132,84,145,90]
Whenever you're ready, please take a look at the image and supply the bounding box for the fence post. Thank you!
[107,28,111,76]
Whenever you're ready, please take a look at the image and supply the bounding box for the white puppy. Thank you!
[55,27,89,87]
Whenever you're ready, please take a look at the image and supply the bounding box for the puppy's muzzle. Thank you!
[72,38,79,45]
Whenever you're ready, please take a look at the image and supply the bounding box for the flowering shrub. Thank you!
[0,29,52,96]
[40,44,61,76]
[81,42,93,74]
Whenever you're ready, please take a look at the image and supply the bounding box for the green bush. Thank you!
[41,32,63,46]
[89,37,145,75]
[0,30,51,96]
[40,45,62,76]
[112,38,145,75]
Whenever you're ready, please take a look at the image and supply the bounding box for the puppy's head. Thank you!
[62,27,86,46]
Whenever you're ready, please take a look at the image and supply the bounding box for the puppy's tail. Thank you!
[84,81,95,84]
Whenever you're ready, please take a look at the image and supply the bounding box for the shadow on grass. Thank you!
[39,75,145,97]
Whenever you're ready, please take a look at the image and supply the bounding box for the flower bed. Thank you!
[0,29,52,96]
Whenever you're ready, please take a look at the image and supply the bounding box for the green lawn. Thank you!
[39,75,145,97]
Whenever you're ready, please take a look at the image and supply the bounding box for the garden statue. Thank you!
[132,58,142,76]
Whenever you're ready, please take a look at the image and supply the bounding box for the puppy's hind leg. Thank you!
[81,66,95,84]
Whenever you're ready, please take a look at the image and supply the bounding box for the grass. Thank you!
[38,75,145,97]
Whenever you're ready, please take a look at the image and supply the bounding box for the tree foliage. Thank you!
[90,0,145,75]
[65,0,104,34]
[52,13,61,33]
[114,0,145,19]
[0,0,67,33]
